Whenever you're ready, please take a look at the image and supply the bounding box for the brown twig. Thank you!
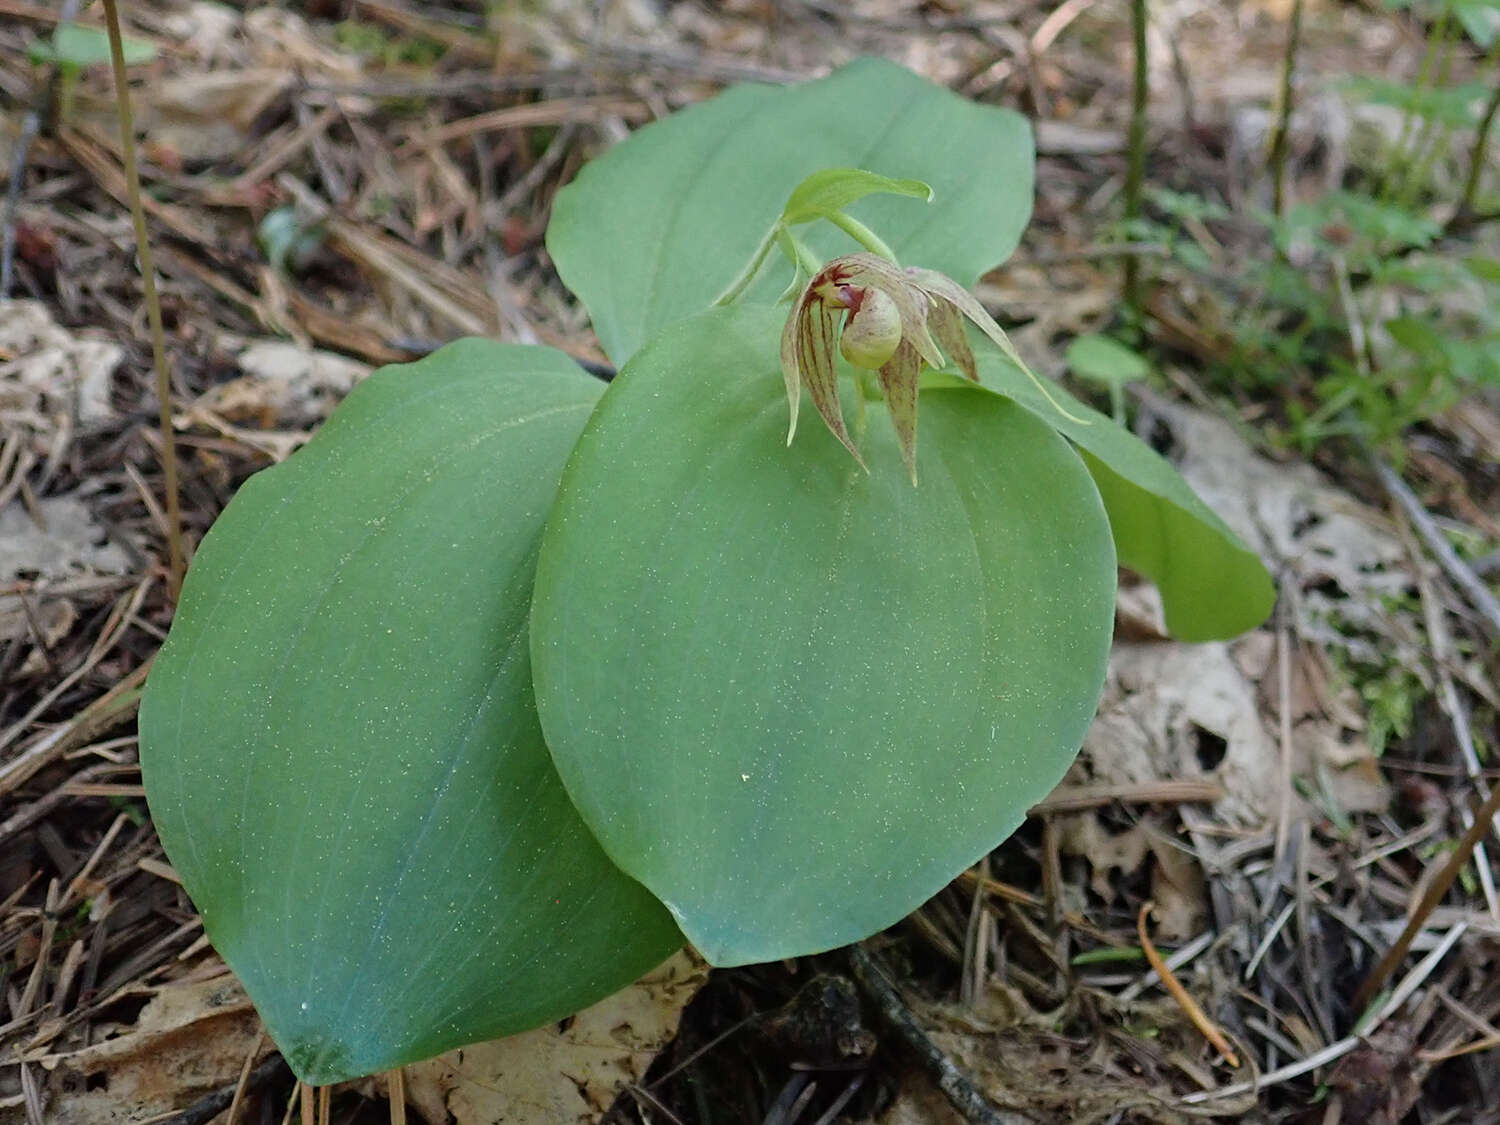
[1353,781,1500,1012]
[1030,778,1224,813]
[386,1068,407,1125]
[848,944,1034,1124]
[1136,902,1240,1067]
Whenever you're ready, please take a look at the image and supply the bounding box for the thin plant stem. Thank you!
[824,211,898,262]
[1267,0,1304,217]
[1384,4,1450,203]
[1123,0,1149,321]
[102,0,184,596]
[387,1069,407,1125]
[1397,21,1459,209]
[778,228,823,279]
[713,222,780,306]
[1456,71,1500,220]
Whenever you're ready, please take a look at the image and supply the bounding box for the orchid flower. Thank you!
[780,252,1081,484]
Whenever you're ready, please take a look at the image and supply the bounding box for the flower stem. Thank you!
[779,229,824,279]
[825,211,898,262]
[103,0,183,598]
[713,222,780,306]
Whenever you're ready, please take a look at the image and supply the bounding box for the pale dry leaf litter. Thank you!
[0,497,131,585]
[1,301,122,429]
[1,303,133,603]
[34,974,275,1125]
[189,339,370,430]
[391,952,708,1125]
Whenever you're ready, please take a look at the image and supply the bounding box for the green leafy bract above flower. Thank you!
[780,168,933,226]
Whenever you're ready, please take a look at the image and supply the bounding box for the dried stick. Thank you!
[159,1053,291,1125]
[101,0,184,595]
[849,944,1034,1125]
[1136,903,1239,1067]
[1353,778,1500,1013]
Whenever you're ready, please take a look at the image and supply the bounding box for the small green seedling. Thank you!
[1066,333,1151,424]
[139,59,1274,1086]
[30,23,156,123]
[28,22,157,68]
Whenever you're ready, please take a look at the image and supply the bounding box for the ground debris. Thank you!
[392,952,708,1125]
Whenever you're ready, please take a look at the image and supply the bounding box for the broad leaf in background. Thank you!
[139,342,682,1085]
[547,58,1034,366]
[1066,332,1149,423]
[968,353,1276,641]
[530,306,1116,966]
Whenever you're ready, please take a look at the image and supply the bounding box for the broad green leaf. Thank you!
[548,58,1034,366]
[781,168,933,225]
[968,353,1275,641]
[29,23,157,68]
[139,341,681,1085]
[530,305,1116,966]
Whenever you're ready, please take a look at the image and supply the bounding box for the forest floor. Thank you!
[3,0,1500,1122]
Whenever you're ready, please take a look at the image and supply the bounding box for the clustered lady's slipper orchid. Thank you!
[780,252,1034,483]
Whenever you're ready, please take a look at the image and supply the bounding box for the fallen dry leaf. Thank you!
[1,300,122,426]
[184,338,371,431]
[36,974,273,1124]
[395,951,708,1125]
[139,70,294,162]
[0,495,132,583]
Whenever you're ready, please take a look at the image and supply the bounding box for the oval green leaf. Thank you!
[139,341,682,1085]
[970,353,1275,641]
[530,306,1116,966]
[547,58,1034,366]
